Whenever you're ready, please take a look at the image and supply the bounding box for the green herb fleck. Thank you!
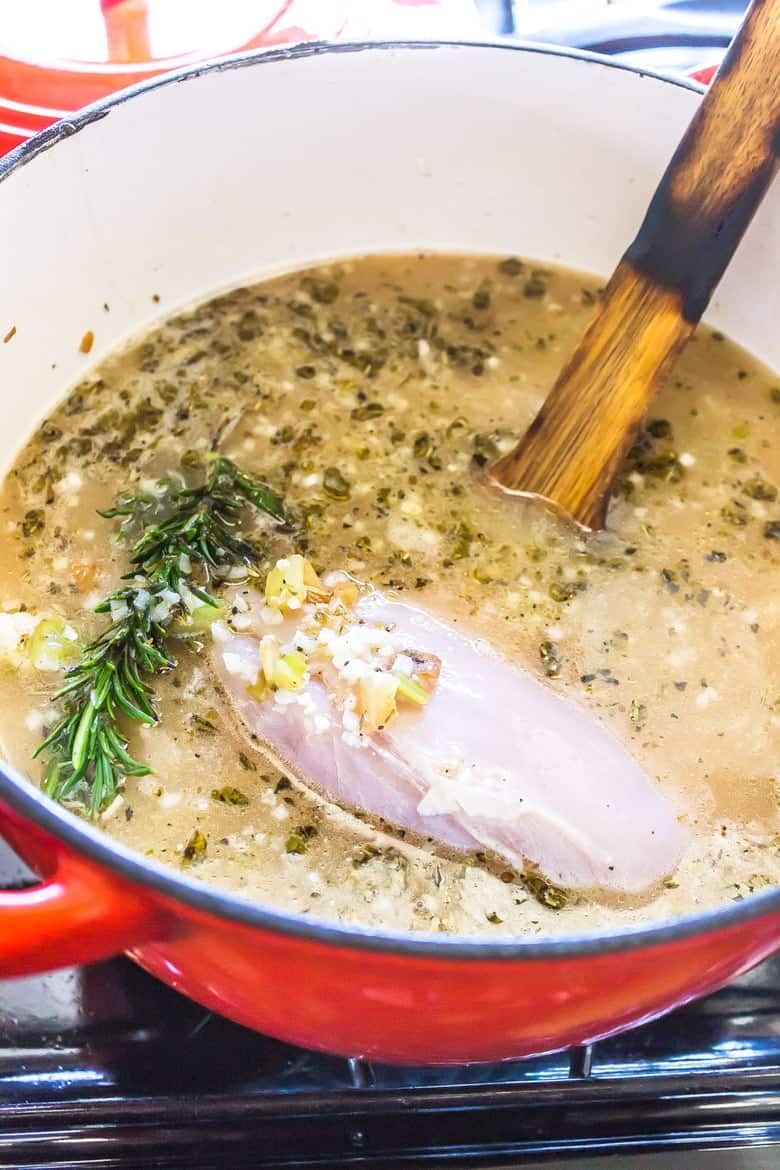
[743,477,777,502]
[300,276,339,304]
[646,419,672,439]
[525,543,547,563]
[549,581,580,603]
[398,294,436,318]
[21,509,45,538]
[645,418,673,439]
[472,433,499,459]
[182,829,207,864]
[322,467,351,500]
[522,872,568,910]
[285,825,318,854]
[721,501,751,526]
[353,844,380,867]
[472,285,491,311]
[636,450,684,483]
[629,699,647,728]
[211,786,250,806]
[523,274,547,298]
[191,714,218,735]
[351,402,384,421]
[539,640,562,678]
[39,422,63,443]
[413,432,434,459]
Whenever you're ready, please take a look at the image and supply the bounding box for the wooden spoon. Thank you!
[489,0,780,532]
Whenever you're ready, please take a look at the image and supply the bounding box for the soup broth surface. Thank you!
[1,254,779,937]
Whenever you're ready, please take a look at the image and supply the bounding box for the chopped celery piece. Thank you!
[190,600,225,631]
[27,617,81,671]
[249,648,307,697]
[274,651,307,691]
[171,599,225,636]
[190,600,226,629]
[394,671,431,706]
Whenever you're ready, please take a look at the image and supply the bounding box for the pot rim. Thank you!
[4,38,778,963]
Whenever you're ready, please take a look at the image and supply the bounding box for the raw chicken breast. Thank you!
[212,582,686,893]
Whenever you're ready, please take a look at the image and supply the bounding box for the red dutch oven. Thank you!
[0,41,777,1065]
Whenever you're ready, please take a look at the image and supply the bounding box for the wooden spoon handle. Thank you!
[491,0,780,532]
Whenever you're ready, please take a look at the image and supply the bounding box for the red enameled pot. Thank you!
[0,41,777,1064]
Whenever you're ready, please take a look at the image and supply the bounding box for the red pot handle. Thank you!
[0,801,166,976]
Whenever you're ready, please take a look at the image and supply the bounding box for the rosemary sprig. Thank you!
[34,455,284,816]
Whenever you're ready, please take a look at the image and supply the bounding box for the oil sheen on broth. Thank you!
[0,254,778,938]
